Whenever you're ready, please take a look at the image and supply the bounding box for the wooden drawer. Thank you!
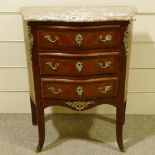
[36,25,121,50]
[41,77,118,100]
[39,52,120,76]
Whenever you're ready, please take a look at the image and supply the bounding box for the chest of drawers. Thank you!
[20,6,136,152]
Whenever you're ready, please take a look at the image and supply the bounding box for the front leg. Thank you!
[36,107,45,152]
[123,101,126,125]
[116,106,125,152]
[30,97,37,125]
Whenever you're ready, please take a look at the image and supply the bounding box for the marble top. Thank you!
[20,6,137,22]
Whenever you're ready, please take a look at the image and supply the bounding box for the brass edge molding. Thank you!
[65,101,94,111]
[26,23,33,60]
[123,22,131,56]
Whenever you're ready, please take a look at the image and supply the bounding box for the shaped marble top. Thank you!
[20,6,137,22]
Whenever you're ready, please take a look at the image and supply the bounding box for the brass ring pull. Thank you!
[46,62,59,70]
[98,61,112,69]
[98,86,112,94]
[99,34,112,42]
[44,35,59,43]
[48,87,62,95]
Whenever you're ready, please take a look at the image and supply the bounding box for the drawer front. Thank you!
[36,25,121,50]
[39,53,120,76]
[41,77,118,100]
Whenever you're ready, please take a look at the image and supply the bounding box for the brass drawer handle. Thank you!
[48,87,62,95]
[98,86,112,94]
[76,86,83,97]
[76,61,83,72]
[99,34,112,42]
[98,61,112,69]
[46,62,59,70]
[44,35,59,43]
[75,33,83,46]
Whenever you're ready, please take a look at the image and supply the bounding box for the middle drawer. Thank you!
[39,52,120,76]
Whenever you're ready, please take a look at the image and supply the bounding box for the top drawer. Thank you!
[36,25,121,50]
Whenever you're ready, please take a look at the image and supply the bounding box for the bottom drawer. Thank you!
[41,77,118,100]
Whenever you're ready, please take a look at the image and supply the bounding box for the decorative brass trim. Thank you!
[26,24,34,60]
[65,101,94,111]
[75,33,83,46]
[76,86,83,97]
[123,23,131,56]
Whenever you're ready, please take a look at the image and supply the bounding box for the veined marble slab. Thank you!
[20,6,137,22]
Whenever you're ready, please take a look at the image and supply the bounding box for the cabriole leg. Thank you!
[116,106,125,152]
[123,101,126,125]
[36,108,45,152]
[30,97,37,125]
